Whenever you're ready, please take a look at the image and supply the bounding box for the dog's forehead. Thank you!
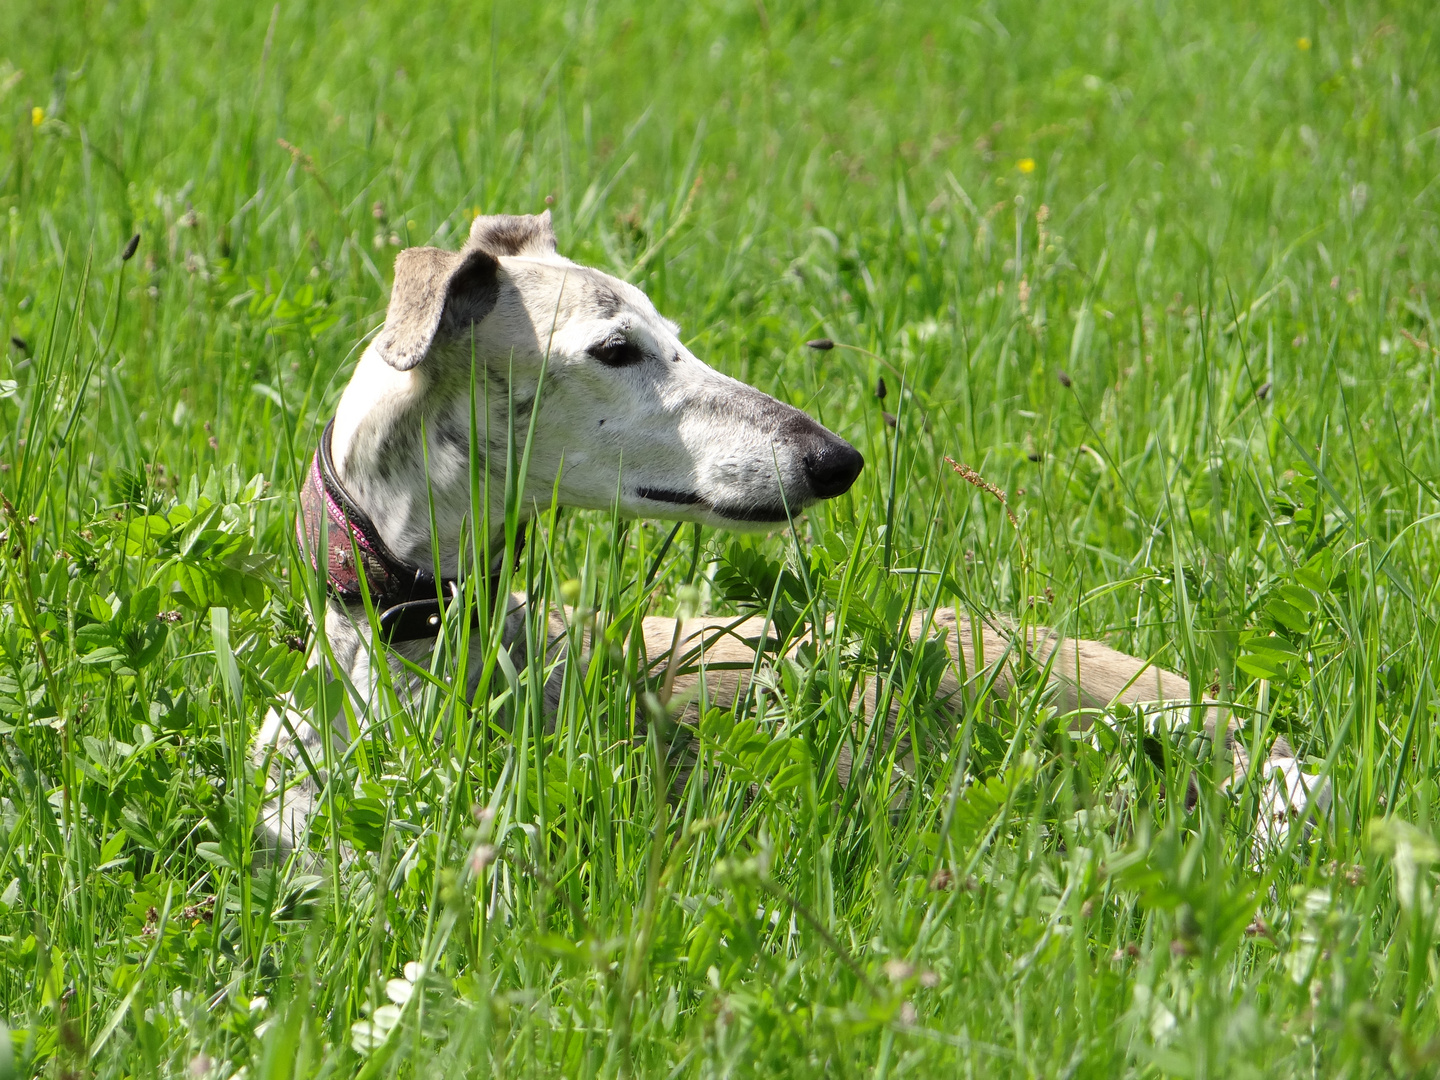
[505,259,678,336]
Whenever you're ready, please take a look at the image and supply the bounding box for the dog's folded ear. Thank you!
[465,210,558,258]
[375,245,500,371]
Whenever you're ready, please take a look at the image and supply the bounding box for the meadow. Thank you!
[1,0,1439,1075]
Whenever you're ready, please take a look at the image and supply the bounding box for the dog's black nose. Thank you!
[804,438,864,498]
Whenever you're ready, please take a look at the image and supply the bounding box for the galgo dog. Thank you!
[257,211,1324,855]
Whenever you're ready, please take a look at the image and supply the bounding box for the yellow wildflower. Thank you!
[1017,158,1036,174]
[31,105,43,127]
[1297,37,1311,51]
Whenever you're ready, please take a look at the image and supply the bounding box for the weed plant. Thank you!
[1,1,1439,1076]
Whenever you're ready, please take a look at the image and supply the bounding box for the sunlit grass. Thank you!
[1,0,1439,1076]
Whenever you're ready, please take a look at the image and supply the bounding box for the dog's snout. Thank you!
[803,436,864,499]
[772,408,863,501]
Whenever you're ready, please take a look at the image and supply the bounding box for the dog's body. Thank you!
[258,212,1323,854]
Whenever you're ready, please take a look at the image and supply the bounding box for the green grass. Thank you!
[1,0,1439,1075]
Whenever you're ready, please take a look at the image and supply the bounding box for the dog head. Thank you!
[340,211,862,540]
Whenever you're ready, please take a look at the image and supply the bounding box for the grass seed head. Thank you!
[469,844,497,874]
[884,959,915,983]
[806,338,834,351]
[560,578,581,606]
[944,457,1018,529]
[121,233,140,261]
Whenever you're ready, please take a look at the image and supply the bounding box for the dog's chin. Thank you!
[634,486,799,527]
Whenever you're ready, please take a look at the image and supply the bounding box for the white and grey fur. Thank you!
[258,211,1326,855]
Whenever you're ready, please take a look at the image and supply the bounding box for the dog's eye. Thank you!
[588,339,646,368]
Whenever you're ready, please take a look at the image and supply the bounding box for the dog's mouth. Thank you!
[635,486,793,525]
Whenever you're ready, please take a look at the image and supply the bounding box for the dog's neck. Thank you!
[327,347,518,578]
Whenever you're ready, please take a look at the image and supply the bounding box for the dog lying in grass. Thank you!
[258,211,1324,856]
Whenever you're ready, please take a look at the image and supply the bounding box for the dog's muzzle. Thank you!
[635,393,864,525]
